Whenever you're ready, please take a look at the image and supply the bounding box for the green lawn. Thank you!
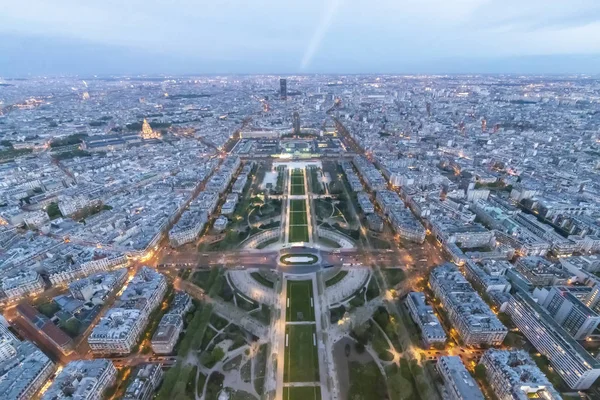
[290,170,306,195]
[291,185,305,195]
[383,269,406,287]
[289,225,309,243]
[283,386,321,400]
[288,200,309,242]
[348,361,388,400]
[287,280,315,322]
[289,211,307,225]
[284,324,319,382]
[290,199,306,212]
[325,270,348,287]
[250,272,275,288]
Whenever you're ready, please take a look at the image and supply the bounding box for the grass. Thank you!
[347,361,388,400]
[286,280,315,322]
[241,361,251,383]
[288,199,310,243]
[254,344,268,395]
[223,354,243,371]
[250,272,275,288]
[283,386,321,400]
[325,270,348,287]
[372,325,392,360]
[289,210,308,225]
[38,301,59,317]
[289,225,309,243]
[284,324,319,383]
[291,176,304,185]
[290,169,306,195]
[196,372,207,398]
[291,184,305,195]
[383,269,406,287]
[290,199,306,213]
[385,363,414,400]
[210,313,229,330]
[177,304,213,356]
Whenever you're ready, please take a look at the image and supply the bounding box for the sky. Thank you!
[1,0,600,76]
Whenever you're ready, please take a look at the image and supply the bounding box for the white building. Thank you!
[437,356,484,400]
[150,314,183,354]
[0,325,17,363]
[405,292,447,346]
[123,364,164,400]
[480,349,561,400]
[0,341,55,400]
[429,263,507,346]
[88,308,145,354]
[42,359,117,400]
[58,195,100,217]
[1,270,45,302]
[221,193,239,216]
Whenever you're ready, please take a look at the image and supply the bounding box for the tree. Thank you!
[46,202,62,219]
[474,363,486,380]
[355,343,365,353]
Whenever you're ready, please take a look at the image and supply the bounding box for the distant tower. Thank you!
[292,112,301,135]
[481,119,487,132]
[280,78,287,100]
[493,123,500,133]
[426,102,431,117]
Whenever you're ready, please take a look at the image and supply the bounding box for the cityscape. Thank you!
[0,74,600,400]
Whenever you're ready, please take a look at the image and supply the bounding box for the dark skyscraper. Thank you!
[292,111,300,135]
[280,78,287,100]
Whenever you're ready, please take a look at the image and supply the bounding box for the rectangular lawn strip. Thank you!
[291,184,305,195]
[284,324,320,383]
[288,225,309,243]
[289,199,306,212]
[286,280,315,322]
[289,211,307,225]
[283,386,321,400]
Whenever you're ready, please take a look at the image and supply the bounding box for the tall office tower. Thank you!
[292,111,300,135]
[481,118,487,132]
[542,286,600,340]
[280,78,287,100]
